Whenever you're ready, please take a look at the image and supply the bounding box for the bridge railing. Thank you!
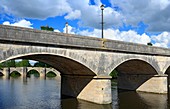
[0,25,170,56]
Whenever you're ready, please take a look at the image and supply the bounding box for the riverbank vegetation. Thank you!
[0,59,52,68]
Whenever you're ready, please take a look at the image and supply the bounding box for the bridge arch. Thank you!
[46,71,57,77]
[27,69,40,77]
[46,68,60,76]
[0,49,99,103]
[114,59,158,75]
[162,61,170,74]
[0,47,96,76]
[110,59,159,91]
[165,66,170,74]
[107,56,160,76]
[9,68,23,75]
[10,71,21,77]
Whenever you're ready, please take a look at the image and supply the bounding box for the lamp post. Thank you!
[100,4,104,39]
[65,22,68,34]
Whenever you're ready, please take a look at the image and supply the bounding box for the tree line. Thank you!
[0,59,51,69]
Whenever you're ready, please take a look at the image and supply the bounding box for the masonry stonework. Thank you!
[0,25,170,104]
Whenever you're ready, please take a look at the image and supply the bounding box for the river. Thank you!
[0,76,169,109]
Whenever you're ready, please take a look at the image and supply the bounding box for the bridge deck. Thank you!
[0,25,170,56]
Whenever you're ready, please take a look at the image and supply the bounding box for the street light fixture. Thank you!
[100,4,104,39]
[65,22,68,34]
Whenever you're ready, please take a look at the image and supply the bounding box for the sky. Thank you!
[0,0,170,48]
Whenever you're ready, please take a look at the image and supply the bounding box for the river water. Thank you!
[0,76,169,109]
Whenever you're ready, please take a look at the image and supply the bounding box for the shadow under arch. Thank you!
[165,66,170,87]
[113,59,158,91]
[5,53,96,98]
[165,66,170,107]
[27,69,40,77]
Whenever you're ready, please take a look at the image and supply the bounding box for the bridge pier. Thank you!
[6,67,10,79]
[44,67,46,79]
[23,67,27,82]
[118,74,167,94]
[61,75,112,104]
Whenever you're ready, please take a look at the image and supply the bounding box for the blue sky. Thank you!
[0,0,170,48]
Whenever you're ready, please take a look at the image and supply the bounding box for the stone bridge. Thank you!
[0,67,60,78]
[0,25,170,104]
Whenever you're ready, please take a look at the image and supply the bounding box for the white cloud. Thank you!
[65,10,81,20]
[67,0,123,29]
[54,29,61,32]
[1,0,170,32]
[3,21,10,25]
[0,0,71,19]
[77,28,170,48]
[77,28,151,45]
[110,0,170,32]
[3,19,33,28]
[151,32,170,48]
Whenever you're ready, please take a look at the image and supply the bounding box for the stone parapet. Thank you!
[0,25,170,56]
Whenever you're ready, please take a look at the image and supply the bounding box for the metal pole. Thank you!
[101,9,104,38]
[100,5,104,39]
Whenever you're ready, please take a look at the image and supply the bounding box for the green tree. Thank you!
[41,25,54,31]
[34,62,46,67]
[0,60,16,68]
[0,62,5,69]
[147,42,153,46]
[15,59,31,67]
[34,61,51,67]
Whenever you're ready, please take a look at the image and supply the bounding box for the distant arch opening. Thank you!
[10,71,21,78]
[110,59,157,91]
[46,71,57,78]
[0,72,4,76]
[27,70,40,77]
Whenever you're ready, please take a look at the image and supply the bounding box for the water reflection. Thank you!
[61,98,112,109]
[0,77,169,109]
[118,91,168,109]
